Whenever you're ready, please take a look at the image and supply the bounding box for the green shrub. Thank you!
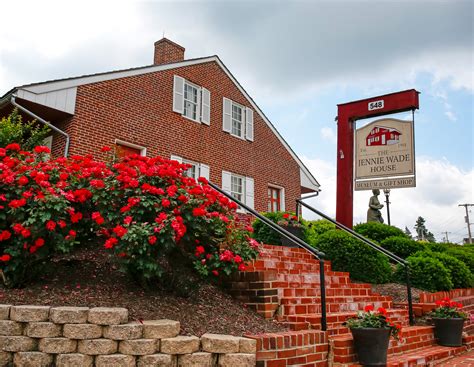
[354,222,407,243]
[430,252,474,289]
[252,212,286,246]
[380,236,427,259]
[426,242,453,253]
[395,255,453,292]
[0,109,50,150]
[446,248,474,274]
[305,220,336,245]
[312,229,392,284]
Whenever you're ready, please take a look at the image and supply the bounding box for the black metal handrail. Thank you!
[296,198,415,325]
[208,181,328,331]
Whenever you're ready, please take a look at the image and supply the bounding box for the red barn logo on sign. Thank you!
[366,126,401,146]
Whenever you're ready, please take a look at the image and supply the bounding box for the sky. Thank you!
[0,0,473,243]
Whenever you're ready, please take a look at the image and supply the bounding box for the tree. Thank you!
[404,226,413,239]
[0,109,50,150]
[414,216,436,242]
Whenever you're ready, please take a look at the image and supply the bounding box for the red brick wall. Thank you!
[60,61,302,212]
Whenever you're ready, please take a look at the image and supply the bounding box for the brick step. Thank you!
[330,328,474,366]
[280,296,392,315]
[259,245,317,260]
[272,282,372,294]
[246,329,329,367]
[281,285,372,298]
[287,309,410,335]
[246,261,334,274]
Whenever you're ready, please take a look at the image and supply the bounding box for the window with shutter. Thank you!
[173,75,209,125]
[171,155,210,181]
[222,171,254,211]
[222,98,254,141]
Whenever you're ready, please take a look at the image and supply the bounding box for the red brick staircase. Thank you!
[230,244,474,367]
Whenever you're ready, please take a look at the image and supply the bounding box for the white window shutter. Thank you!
[245,177,254,210]
[280,187,285,211]
[201,88,211,125]
[222,171,232,194]
[199,164,210,180]
[245,107,254,141]
[170,155,182,163]
[173,75,185,114]
[223,98,232,133]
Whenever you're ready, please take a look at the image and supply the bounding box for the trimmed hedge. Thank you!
[354,222,407,243]
[380,236,427,259]
[446,248,474,274]
[312,229,392,284]
[395,255,453,292]
[305,220,336,245]
[429,251,474,289]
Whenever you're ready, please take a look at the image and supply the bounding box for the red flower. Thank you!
[59,173,69,181]
[46,220,56,231]
[5,143,20,151]
[148,236,157,245]
[195,246,205,257]
[9,198,27,209]
[112,225,127,238]
[12,223,24,234]
[35,238,45,247]
[58,220,67,229]
[233,255,243,264]
[33,146,51,154]
[68,230,77,237]
[238,263,246,271]
[101,146,112,152]
[192,207,207,217]
[70,212,83,223]
[283,213,290,219]
[212,270,219,276]
[21,228,31,238]
[0,254,11,261]
[123,216,133,225]
[0,230,11,241]
[90,179,105,189]
[17,176,29,186]
[104,237,118,249]
[161,199,171,208]
[92,212,105,225]
[364,305,374,312]
[377,307,388,316]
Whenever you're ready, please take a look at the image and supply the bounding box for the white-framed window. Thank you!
[231,102,244,138]
[223,98,254,141]
[170,155,210,180]
[115,139,147,158]
[173,75,210,125]
[183,81,200,121]
[222,171,254,211]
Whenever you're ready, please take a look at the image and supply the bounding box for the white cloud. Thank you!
[320,127,337,143]
[301,155,474,244]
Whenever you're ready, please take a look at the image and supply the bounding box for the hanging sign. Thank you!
[354,118,415,190]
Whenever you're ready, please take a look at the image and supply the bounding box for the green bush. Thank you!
[430,252,474,289]
[446,248,474,274]
[380,236,427,259]
[0,109,50,150]
[395,255,453,292]
[312,229,392,284]
[426,242,453,253]
[354,222,407,243]
[305,220,336,245]
[252,212,286,246]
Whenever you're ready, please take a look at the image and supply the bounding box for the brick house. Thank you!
[0,38,320,213]
[366,126,401,146]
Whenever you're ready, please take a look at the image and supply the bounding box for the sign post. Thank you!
[336,89,419,228]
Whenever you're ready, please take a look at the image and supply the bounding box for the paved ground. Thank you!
[443,350,474,366]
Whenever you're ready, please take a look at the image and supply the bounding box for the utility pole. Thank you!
[459,204,473,244]
[442,231,451,243]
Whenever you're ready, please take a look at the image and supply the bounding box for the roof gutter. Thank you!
[10,95,70,157]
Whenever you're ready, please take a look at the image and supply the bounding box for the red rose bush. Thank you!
[0,145,259,287]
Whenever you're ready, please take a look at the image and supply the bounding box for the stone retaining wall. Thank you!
[0,305,256,367]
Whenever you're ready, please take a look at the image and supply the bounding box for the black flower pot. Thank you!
[279,226,303,247]
[351,328,390,366]
[433,318,465,346]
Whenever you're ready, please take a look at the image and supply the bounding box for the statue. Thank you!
[367,189,384,223]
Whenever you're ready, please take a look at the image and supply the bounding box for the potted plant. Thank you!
[430,297,468,347]
[344,305,401,366]
[277,213,304,247]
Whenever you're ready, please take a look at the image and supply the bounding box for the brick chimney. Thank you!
[153,38,185,65]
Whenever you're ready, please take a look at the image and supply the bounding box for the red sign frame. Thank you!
[336,89,420,228]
